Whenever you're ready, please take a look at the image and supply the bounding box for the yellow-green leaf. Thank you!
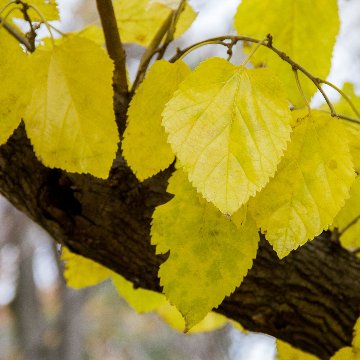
[250,110,355,258]
[122,60,190,181]
[333,176,360,250]
[0,0,59,21]
[0,33,30,144]
[24,37,119,179]
[234,0,339,106]
[114,0,197,47]
[151,169,259,329]
[62,248,112,289]
[162,58,292,215]
[277,340,319,360]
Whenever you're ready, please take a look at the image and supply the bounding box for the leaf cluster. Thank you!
[1,0,360,352]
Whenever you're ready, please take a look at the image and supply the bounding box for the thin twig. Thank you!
[156,0,186,60]
[96,0,129,133]
[170,35,360,125]
[131,11,173,95]
[0,14,35,51]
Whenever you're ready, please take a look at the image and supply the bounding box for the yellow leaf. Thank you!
[0,33,30,144]
[234,0,339,106]
[250,110,355,258]
[24,37,119,179]
[162,58,292,215]
[114,0,197,47]
[156,302,228,333]
[151,169,259,329]
[62,248,112,289]
[331,348,360,360]
[277,340,319,360]
[122,60,190,181]
[333,176,360,250]
[0,0,59,21]
[112,275,167,313]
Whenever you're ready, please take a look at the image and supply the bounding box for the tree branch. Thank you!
[0,124,360,359]
[95,0,129,133]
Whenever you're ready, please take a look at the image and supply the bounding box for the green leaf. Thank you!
[333,176,360,250]
[151,169,259,329]
[234,0,339,106]
[250,110,355,258]
[24,37,119,179]
[162,57,292,215]
[0,34,30,144]
[122,60,190,181]
[114,0,197,47]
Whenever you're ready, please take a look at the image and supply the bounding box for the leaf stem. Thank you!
[293,69,310,112]
[241,36,268,66]
[319,79,360,118]
[339,214,360,237]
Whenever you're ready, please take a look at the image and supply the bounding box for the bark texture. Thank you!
[1,124,360,359]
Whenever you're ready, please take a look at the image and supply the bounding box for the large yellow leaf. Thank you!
[0,33,30,144]
[24,37,119,179]
[333,176,360,250]
[250,110,355,258]
[234,0,339,106]
[0,0,59,21]
[62,247,112,288]
[122,60,190,181]
[114,0,197,47]
[151,169,259,330]
[162,58,292,215]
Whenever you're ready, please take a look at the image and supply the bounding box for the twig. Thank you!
[0,14,35,52]
[170,35,360,125]
[131,11,173,95]
[96,0,129,133]
[156,0,186,60]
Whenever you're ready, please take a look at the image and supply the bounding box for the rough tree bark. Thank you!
[0,123,360,360]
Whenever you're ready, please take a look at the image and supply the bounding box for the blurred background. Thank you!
[0,0,359,359]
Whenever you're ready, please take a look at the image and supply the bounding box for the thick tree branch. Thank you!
[95,0,129,133]
[0,125,360,359]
